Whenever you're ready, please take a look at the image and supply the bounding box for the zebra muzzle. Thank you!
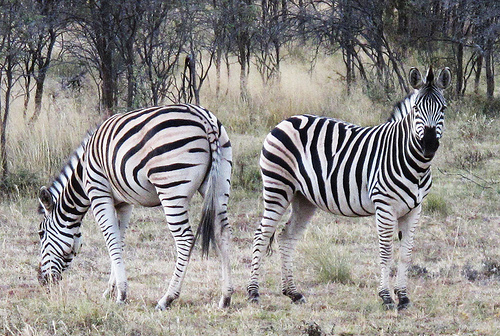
[37,265,62,287]
[420,127,439,158]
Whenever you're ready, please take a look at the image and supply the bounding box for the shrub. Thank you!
[311,249,353,285]
[424,192,449,217]
[0,169,42,198]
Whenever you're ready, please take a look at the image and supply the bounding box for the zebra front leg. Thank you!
[103,266,116,299]
[103,204,133,299]
[279,194,316,304]
[375,208,397,310]
[90,197,128,303]
[394,205,421,310]
[156,200,194,310]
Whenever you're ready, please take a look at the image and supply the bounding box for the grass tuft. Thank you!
[424,192,449,217]
[310,248,353,285]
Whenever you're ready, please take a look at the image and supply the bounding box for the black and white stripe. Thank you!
[247,67,451,310]
[37,104,233,309]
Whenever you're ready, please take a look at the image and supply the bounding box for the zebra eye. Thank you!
[38,230,45,239]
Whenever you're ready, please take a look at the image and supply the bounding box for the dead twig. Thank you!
[436,167,499,189]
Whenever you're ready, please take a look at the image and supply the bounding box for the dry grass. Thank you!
[1,56,500,335]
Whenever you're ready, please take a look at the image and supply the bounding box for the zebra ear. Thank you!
[409,67,423,89]
[39,187,54,214]
[436,67,452,90]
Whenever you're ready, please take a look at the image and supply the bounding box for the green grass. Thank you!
[1,56,500,335]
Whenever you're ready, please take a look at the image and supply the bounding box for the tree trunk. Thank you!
[485,46,494,99]
[29,29,57,124]
[29,75,46,125]
[240,54,249,101]
[455,41,464,97]
[474,51,483,95]
[1,60,13,178]
[215,49,222,98]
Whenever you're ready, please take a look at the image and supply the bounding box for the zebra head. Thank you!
[37,186,82,287]
[409,66,451,159]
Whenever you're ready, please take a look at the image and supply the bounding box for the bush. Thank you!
[311,249,353,285]
[0,169,42,198]
[464,95,500,118]
[424,192,449,217]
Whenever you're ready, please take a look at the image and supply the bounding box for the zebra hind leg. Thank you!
[214,219,233,308]
[279,194,316,304]
[156,198,194,310]
[248,171,295,304]
[247,224,278,304]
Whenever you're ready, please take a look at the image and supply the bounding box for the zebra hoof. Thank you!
[379,289,395,310]
[383,301,396,311]
[155,296,175,311]
[102,285,116,299]
[219,296,231,308]
[155,304,166,311]
[397,297,410,311]
[248,291,260,304]
[290,293,306,304]
[155,302,172,311]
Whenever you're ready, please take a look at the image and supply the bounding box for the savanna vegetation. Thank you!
[1,0,500,335]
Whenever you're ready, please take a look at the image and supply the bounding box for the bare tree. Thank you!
[23,0,64,124]
[135,1,184,106]
[0,0,24,178]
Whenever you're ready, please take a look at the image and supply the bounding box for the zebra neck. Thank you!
[49,141,91,225]
[50,173,91,225]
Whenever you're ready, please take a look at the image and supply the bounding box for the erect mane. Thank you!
[387,92,417,123]
[46,131,94,200]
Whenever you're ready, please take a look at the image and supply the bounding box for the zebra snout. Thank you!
[420,127,440,158]
[37,265,62,287]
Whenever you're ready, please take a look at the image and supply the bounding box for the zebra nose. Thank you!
[420,127,439,158]
[38,267,62,287]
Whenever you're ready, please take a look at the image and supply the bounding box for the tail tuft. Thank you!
[195,147,220,258]
[197,189,216,258]
[265,233,275,256]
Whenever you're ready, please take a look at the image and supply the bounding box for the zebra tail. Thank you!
[196,145,221,258]
[266,232,275,257]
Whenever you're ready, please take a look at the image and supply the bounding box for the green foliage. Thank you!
[231,135,263,192]
[233,155,261,192]
[424,192,449,217]
[0,169,41,198]
[311,249,353,285]
[464,95,500,118]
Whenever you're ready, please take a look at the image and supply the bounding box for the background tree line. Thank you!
[0,0,499,179]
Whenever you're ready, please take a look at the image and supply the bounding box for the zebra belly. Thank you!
[303,179,376,217]
[110,180,161,207]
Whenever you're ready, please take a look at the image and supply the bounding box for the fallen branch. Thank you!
[436,167,499,189]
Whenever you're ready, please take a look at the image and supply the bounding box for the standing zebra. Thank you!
[247,67,451,310]
[37,104,233,310]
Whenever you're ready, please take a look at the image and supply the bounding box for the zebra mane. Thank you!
[46,130,94,200]
[387,92,417,123]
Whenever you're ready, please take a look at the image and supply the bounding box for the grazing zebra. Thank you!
[37,104,233,310]
[247,67,451,310]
